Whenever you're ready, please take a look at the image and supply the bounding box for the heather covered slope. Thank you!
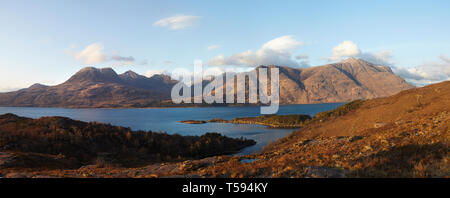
[193,81,449,177]
[0,81,446,178]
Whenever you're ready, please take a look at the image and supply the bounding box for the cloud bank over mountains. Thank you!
[326,41,394,66]
[328,41,361,61]
[207,35,309,67]
[67,43,145,67]
[325,41,449,86]
[152,14,448,87]
[391,56,450,86]
[66,38,448,87]
[72,43,107,65]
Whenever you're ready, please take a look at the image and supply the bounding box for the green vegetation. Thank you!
[180,101,364,129]
[314,100,364,121]
[0,114,255,167]
[208,114,312,128]
[178,120,207,124]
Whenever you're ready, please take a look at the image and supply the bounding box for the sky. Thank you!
[0,0,450,92]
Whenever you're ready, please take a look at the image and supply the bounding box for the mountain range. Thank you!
[0,58,414,108]
[0,67,178,108]
[264,58,414,104]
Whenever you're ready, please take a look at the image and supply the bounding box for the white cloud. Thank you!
[261,36,302,52]
[207,45,220,50]
[110,55,135,66]
[111,55,135,62]
[145,69,165,78]
[359,50,394,66]
[74,43,107,65]
[207,35,305,67]
[328,41,361,61]
[70,43,143,66]
[153,15,201,30]
[327,41,394,66]
[295,54,309,60]
[326,41,449,86]
[439,55,450,63]
[392,56,450,86]
[295,54,310,66]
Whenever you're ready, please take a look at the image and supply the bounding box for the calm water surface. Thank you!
[0,104,343,155]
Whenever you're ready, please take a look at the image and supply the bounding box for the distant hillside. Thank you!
[0,58,414,107]
[0,67,178,108]
[212,58,414,104]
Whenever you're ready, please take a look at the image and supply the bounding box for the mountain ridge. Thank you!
[213,58,414,104]
[0,67,178,108]
[0,58,414,107]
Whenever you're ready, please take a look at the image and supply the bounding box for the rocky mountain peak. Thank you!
[28,83,47,89]
[339,58,394,73]
[341,57,363,63]
[0,60,414,108]
[150,74,176,83]
[65,67,120,84]
[120,70,143,80]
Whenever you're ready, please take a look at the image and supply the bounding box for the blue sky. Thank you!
[1,0,449,91]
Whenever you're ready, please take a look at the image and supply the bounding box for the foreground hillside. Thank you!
[1,81,446,178]
[0,114,255,177]
[193,81,449,177]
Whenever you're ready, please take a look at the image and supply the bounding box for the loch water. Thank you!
[0,103,343,155]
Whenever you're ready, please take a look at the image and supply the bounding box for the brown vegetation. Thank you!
[189,81,449,178]
[1,81,447,178]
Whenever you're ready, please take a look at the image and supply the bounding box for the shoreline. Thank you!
[179,114,312,129]
[0,113,257,170]
[179,119,303,129]
[0,102,346,110]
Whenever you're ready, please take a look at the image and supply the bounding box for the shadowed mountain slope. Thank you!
[0,58,413,107]
[0,67,178,108]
